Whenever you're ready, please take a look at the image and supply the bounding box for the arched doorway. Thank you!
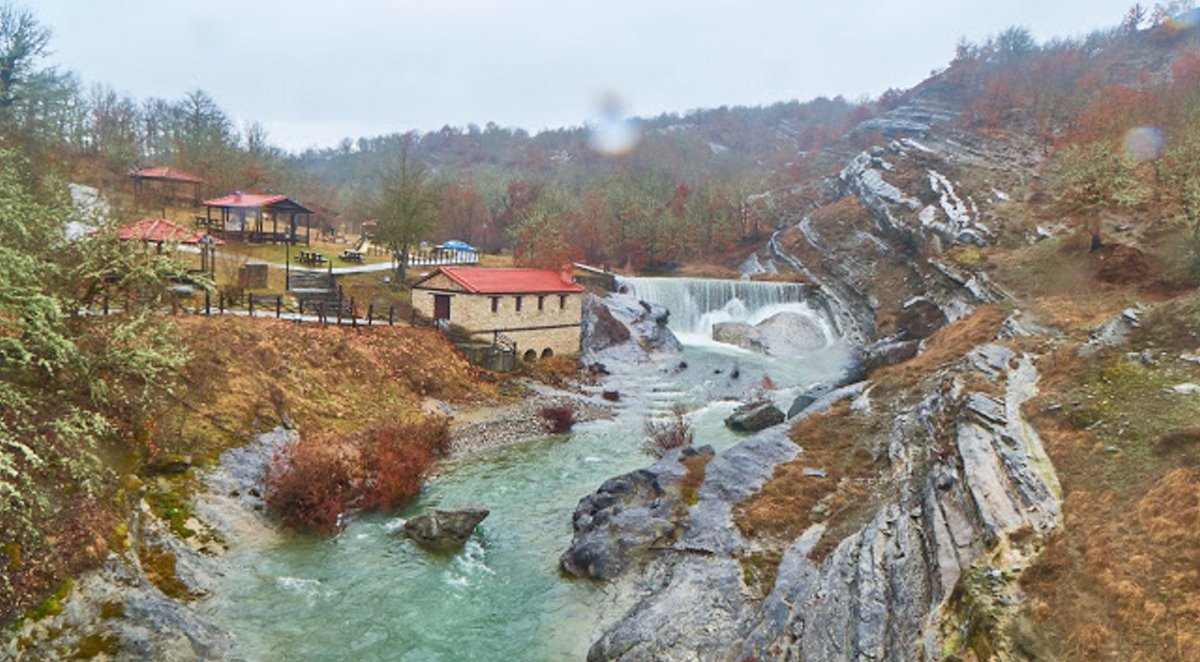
[523,349,537,362]
[541,348,554,360]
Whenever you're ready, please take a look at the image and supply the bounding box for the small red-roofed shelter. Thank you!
[411,265,585,359]
[128,166,205,205]
[112,218,221,255]
[201,192,314,245]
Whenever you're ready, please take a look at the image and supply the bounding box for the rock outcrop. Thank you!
[711,311,828,357]
[403,504,490,552]
[560,462,687,580]
[582,293,682,366]
[572,339,1062,661]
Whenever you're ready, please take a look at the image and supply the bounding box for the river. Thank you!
[200,278,850,661]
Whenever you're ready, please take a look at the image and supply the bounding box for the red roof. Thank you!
[203,192,289,208]
[115,218,220,244]
[128,166,205,184]
[422,266,584,294]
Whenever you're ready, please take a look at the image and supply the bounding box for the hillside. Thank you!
[7,3,1200,660]
[565,15,1200,661]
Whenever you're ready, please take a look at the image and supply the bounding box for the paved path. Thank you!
[177,246,480,275]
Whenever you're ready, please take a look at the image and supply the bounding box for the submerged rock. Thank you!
[403,504,490,552]
[724,400,785,432]
[711,311,827,357]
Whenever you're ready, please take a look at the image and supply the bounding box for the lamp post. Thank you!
[285,237,291,290]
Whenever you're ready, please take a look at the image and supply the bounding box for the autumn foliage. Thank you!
[538,405,576,433]
[265,417,450,535]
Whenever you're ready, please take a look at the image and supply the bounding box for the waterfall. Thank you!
[616,276,837,347]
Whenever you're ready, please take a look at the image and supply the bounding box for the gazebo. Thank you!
[200,192,314,245]
[128,167,205,206]
[113,217,220,254]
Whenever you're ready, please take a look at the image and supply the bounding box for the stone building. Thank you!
[411,266,585,360]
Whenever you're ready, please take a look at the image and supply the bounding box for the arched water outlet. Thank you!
[616,276,839,348]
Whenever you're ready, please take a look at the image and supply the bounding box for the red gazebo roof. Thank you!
[419,266,585,294]
[128,166,205,184]
[116,218,220,244]
[202,192,312,213]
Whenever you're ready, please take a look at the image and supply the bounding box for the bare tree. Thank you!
[369,142,440,285]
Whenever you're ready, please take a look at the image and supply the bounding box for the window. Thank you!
[490,296,499,313]
[515,296,523,312]
[537,295,545,311]
[559,294,567,310]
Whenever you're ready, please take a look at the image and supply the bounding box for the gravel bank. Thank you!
[449,391,614,457]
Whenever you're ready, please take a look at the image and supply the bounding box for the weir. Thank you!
[616,276,837,346]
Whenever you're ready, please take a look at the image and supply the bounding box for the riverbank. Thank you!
[448,383,615,457]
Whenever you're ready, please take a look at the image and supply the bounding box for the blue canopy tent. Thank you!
[440,240,478,252]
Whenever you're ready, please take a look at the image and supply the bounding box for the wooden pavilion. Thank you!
[200,192,314,245]
[129,167,205,206]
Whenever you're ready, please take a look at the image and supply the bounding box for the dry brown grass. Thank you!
[153,317,491,459]
[871,305,1009,395]
[1015,319,1200,661]
[808,196,873,237]
[678,453,712,505]
[734,401,886,591]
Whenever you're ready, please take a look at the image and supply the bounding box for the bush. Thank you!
[602,390,621,402]
[360,423,444,512]
[264,438,356,536]
[264,416,450,535]
[644,404,694,458]
[539,405,576,433]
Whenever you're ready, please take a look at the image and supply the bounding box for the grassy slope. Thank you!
[3,316,496,626]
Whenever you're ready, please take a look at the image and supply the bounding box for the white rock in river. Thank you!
[712,312,828,357]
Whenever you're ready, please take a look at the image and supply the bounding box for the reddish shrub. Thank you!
[361,425,439,512]
[644,404,694,458]
[264,437,357,536]
[264,416,450,535]
[539,405,576,433]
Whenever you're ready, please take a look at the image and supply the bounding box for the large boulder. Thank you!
[403,503,490,552]
[712,312,827,357]
[895,297,947,340]
[582,293,682,366]
[724,400,785,432]
[560,464,686,580]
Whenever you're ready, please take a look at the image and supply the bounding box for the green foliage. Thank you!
[1159,114,1200,270]
[1052,141,1147,215]
[0,3,71,132]
[0,145,191,607]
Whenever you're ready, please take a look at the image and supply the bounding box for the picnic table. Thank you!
[296,250,327,265]
[340,249,365,263]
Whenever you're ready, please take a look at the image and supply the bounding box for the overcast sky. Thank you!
[35,0,1136,152]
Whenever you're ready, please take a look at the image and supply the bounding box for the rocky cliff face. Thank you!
[571,95,1069,660]
[571,330,1061,661]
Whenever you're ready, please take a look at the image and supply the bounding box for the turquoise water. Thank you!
[200,341,849,661]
